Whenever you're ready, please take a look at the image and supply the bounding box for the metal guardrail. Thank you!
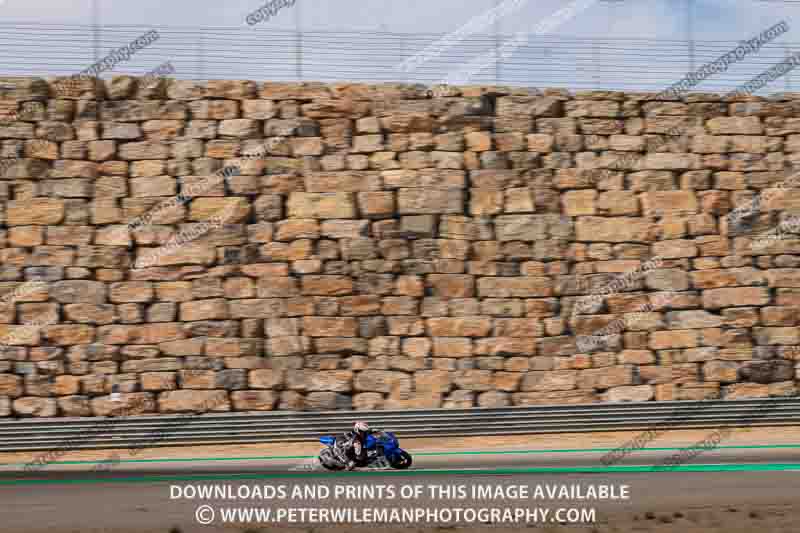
[0,397,797,452]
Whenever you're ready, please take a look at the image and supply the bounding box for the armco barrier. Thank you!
[0,398,797,452]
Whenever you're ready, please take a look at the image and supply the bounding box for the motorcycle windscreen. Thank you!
[319,436,336,446]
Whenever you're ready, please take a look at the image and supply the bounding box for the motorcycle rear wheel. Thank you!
[319,448,344,471]
[388,450,412,469]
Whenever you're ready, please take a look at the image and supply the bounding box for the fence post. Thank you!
[198,32,206,81]
[687,0,695,73]
[296,30,303,81]
[294,0,303,81]
[493,0,500,85]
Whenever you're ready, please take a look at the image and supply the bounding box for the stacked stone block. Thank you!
[0,77,797,417]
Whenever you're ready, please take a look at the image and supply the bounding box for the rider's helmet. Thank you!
[353,421,370,434]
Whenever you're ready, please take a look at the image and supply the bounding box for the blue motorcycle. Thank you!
[318,431,413,471]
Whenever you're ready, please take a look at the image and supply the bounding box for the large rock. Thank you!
[706,117,762,135]
[577,366,634,389]
[50,281,107,303]
[690,268,766,289]
[665,310,724,329]
[603,385,654,402]
[7,199,66,225]
[249,369,284,389]
[304,392,352,410]
[442,390,475,408]
[304,171,382,192]
[426,318,492,337]
[0,375,22,397]
[477,277,552,298]
[703,287,770,309]
[639,191,698,217]
[722,383,770,399]
[575,217,651,242]
[354,370,411,395]
[91,393,156,416]
[453,370,494,391]
[231,391,277,411]
[287,193,357,219]
[766,269,800,288]
[157,390,230,413]
[512,390,595,405]
[397,188,464,215]
[753,327,800,345]
[427,275,475,298]
[414,370,452,394]
[494,214,571,241]
[649,330,699,349]
[307,371,353,392]
[704,361,740,383]
[13,397,57,417]
[477,391,511,407]
[739,360,795,384]
[57,396,91,417]
[520,370,577,392]
[352,392,384,410]
[303,317,358,337]
[384,393,443,410]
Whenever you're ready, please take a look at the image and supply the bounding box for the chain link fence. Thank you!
[0,21,796,93]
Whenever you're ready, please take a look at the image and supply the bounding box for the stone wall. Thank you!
[0,77,798,418]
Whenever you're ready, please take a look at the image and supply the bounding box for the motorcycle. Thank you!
[318,431,413,471]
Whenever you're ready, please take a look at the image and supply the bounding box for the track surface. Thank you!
[2,442,800,475]
[1,444,800,532]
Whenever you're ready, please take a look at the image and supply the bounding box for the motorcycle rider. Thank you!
[344,421,379,471]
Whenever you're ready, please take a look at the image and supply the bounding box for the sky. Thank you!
[0,0,798,93]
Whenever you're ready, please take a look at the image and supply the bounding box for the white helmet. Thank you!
[354,421,370,432]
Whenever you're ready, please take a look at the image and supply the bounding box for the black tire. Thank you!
[388,450,412,469]
[319,449,344,471]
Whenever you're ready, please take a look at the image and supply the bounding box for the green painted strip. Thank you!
[2,463,799,486]
[417,444,800,456]
[4,443,800,468]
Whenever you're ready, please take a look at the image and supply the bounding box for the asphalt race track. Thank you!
[1,445,800,532]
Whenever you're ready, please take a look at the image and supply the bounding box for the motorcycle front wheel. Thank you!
[388,450,412,469]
